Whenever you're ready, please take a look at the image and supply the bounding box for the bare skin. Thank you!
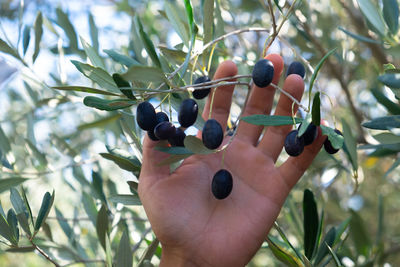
[138,54,325,267]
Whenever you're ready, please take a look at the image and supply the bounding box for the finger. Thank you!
[278,127,325,189]
[139,135,171,186]
[258,74,304,161]
[235,54,284,145]
[201,60,238,131]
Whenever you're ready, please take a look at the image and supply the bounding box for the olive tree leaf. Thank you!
[378,73,400,88]
[383,0,399,35]
[241,115,303,126]
[313,227,336,265]
[338,27,380,44]
[266,237,303,267]
[298,114,312,137]
[22,25,31,56]
[100,152,141,173]
[303,189,319,260]
[138,239,160,267]
[104,49,140,68]
[0,38,21,61]
[362,115,400,129]
[55,7,78,49]
[116,227,133,267]
[311,92,321,126]
[80,36,105,69]
[165,2,190,46]
[357,0,387,35]
[371,88,400,115]
[34,191,55,232]
[71,60,119,92]
[108,194,141,206]
[184,136,214,155]
[88,13,99,52]
[96,204,109,251]
[83,96,136,111]
[52,86,122,96]
[342,118,358,172]
[308,48,336,95]
[135,16,161,68]
[32,11,43,62]
[121,65,167,83]
[0,178,28,194]
[7,209,19,245]
[203,0,214,61]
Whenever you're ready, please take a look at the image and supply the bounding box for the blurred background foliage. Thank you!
[0,0,400,266]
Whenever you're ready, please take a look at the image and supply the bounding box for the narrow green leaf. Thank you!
[52,86,121,96]
[241,115,302,126]
[7,209,19,245]
[108,194,141,206]
[373,132,400,144]
[266,237,302,267]
[342,119,358,172]
[357,0,387,35]
[308,48,337,93]
[183,136,214,155]
[165,2,190,46]
[135,17,161,68]
[362,115,400,129]
[349,210,371,256]
[112,73,136,100]
[16,213,31,237]
[55,8,78,49]
[80,36,105,69]
[104,49,139,67]
[116,227,133,267]
[121,65,166,83]
[10,188,27,215]
[22,25,31,56]
[0,201,5,218]
[311,92,321,126]
[273,0,284,13]
[314,227,336,265]
[88,13,99,52]
[100,153,141,173]
[55,207,73,238]
[371,88,400,115]
[20,188,34,231]
[83,96,136,111]
[0,211,15,245]
[0,38,20,61]
[92,171,107,204]
[320,125,344,149]
[105,234,113,267]
[378,73,400,88]
[0,178,28,194]
[96,204,109,250]
[78,114,121,131]
[50,134,78,157]
[6,246,35,253]
[383,0,399,34]
[303,189,319,260]
[34,191,55,232]
[154,146,193,155]
[184,0,194,33]
[338,27,380,44]
[138,238,160,267]
[71,60,119,92]
[82,192,97,226]
[215,0,224,36]
[32,11,43,62]
[298,114,312,137]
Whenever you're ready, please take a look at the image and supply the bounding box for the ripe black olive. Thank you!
[286,61,306,79]
[168,128,186,147]
[136,101,157,131]
[252,59,274,87]
[298,123,318,146]
[212,169,233,200]
[284,130,305,157]
[178,99,198,128]
[324,129,343,154]
[193,76,211,99]
[202,119,223,150]
[154,122,176,140]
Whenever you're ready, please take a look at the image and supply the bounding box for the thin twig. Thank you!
[270,83,309,112]
[30,240,60,267]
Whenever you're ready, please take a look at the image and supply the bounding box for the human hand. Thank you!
[138,54,325,267]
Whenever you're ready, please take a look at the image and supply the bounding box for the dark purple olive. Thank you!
[324,129,343,154]
[202,119,223,150]
[286,61,306,79]
[284,130,305,157]
[154,122,176,140]
[168,128,186,147]
[212,169,233,200]
[298,123,318,146]
[252,59,274,88]
[193,76,211,99]
[147,111,170,141]
[178,99,198,128]
[136,101,157,131]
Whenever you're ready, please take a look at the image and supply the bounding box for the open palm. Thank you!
[138,54,324,267]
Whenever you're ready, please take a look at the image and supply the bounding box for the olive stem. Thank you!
[270,83,309,112]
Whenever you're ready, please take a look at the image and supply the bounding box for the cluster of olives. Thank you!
[136,77,231,199]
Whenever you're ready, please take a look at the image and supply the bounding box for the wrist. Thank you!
[159,248,204,267]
